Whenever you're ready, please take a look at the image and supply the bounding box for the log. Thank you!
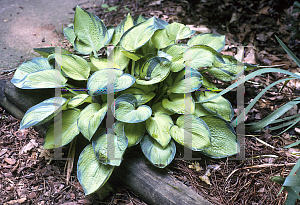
[0,79,212,205]
[112,147,212,205]
[4,80,53,113]
[0,80,49,135]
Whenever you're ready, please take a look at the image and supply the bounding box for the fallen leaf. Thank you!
[286,148,300,158]
[6,198,27,204]
[199,169,211,185]
[266,31,274,37]
[61,202,78,205]
[14,129,28,139]
[256,33,268,42]
[0,149,7,157]
[244,47,256,64]
[187,25,211,34]
[20,139,38,154]
[38,147,52,159]
[188,162,203,172]
[259,7,270,15]
[295,128,300,134]
[207,164,221,171]
[4,158,16,165]
[11,160,20,172]
[176,6,183,13]
[230,13,238,23]
[28,192,37,199]
[149,1,162,6]
[287,105,298,116]
[255,113,261,120]
[4,172,13,177]
[78,199,92,204]
[221,50,235,56]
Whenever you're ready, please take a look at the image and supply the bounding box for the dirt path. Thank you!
[0,0,94,71]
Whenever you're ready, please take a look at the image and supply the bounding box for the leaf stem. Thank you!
[199,68,208,73]
[152,84,168,105]
[64,84,81,96]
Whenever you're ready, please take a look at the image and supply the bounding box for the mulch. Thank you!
[1,0,300,204]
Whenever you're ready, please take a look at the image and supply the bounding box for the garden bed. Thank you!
[1,0,300,204]
[0,79,211,204]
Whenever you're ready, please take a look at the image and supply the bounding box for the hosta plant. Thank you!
[12,6,245,195]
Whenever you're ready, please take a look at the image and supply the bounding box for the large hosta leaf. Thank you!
[141,38,159,56]
[163,44,188,62]
[194,103,215,118]
[170,114,211,151]
[118,87,155,106]
[163,44,188,72]
[162,93,195,114]
[152,102,175,115]
[44,109,80,149]
[106,25,115,44]
[111,13,134,46]
[90,47,130,70]
[157,51,172,61]
[200,116,238,158]
[195,91,234,121]
[74,6,108,56]
[208,55,244,81]
[202,75,218,88]
[87,68,135,96]
[63,25,76,47]
[136,57,171,85]
[114,46,130,70]
[130,82,157,95]
[59,54,90,80]
[113,94,152,123]
[133,55,155,76]
[77,103,108,141]
[152,29,175,49]
[90,56,122,70]
[146,112,174,148]
[140,135,176,168]
[92,123,128,166]
[14,70,67,89]
[20,97,67,130]
[121,50,143,61]
[166,22,195,40]
[77,144,114,195]
[187,33,225,52]
[11,57,67,89]
[124,122,146,147]
[169,68,203,93]
[67,94,92,108]
[121,17,168,51]
[184,45,224,69]
[133,15,148,25]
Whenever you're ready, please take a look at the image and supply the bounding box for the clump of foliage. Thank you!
[268,36,300,205]
[11,6,247,195]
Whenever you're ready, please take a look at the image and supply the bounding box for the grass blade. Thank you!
[275,35,300,67]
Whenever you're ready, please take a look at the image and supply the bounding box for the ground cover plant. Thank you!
[9,5,300,201]
[10,6,242,196]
